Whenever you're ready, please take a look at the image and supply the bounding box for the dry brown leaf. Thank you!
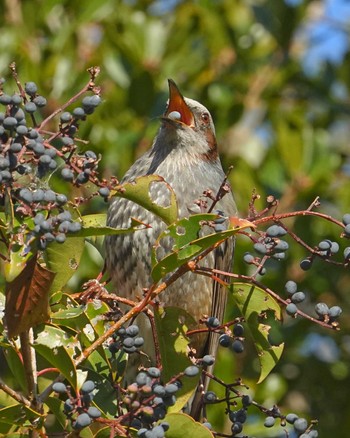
[5,254,55,338]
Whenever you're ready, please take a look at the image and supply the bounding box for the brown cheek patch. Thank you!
[201,128,218,161]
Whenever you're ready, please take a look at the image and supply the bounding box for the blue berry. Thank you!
[44,190,56,203]
[266,225,287,237]
[286,413,298,424]
[63,399,74,412]
[3,116,17,128]
[153,384,165,397]
[126,324,139,337]
[136,372,149,386]
[254,242,267,255]
[300,258,312,270]
[231,339,244,353]
[233,323,244,337]
[85,150,97,160]
[61,168,74,182]
[25,82,38,95]
[342,214,350,225]
[123,337,134,348]
[274,240,289,251]
[315,302,329,317]
[73,107,85,119]
[76,172,89,184]
[60,112,72,123]
[165,383,178,394]
[87,406,101,418]
[11,94,22,105]
[291,292,306,303]
[134,336,144,347]
[81,380,95,394]
[147,367,161,378]
[19,188,33,203]
[0,94,12,105]
[264,416,275,427]
[34,213,45,225]
[203,391,217,403]
[184,365,199,377]
[285,280,297,295]
[10,142,22,153]
[33,95,47,107]
[243,252,254,264]
[294,417,308,433]
[231,422,243,433]
[344,247,350,260]
[318,240,331,250]
[330,241,339,254]
[344,224,350,237]
[329,305,342,319]
[16,125,28,135]
[202,355,215,366]
[242,394,252,407]
[214,223,226,232]
[61,136,74,146]
[39,154,51,165]
[0,158,10,169]
[56,194,67,205]
[24,102,37,113]
[68,222,81,233]
[206,316,220,328]
[219,333,231,347]
[55,233,66,244]
[286,303,298,316]
[52,382,67,393]
[74,413,91,429]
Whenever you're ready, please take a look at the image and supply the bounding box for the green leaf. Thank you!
[230,283,284,383]
[154,306,198,412]
[110,175,178,226]
[45,236,85,293]
[44,397,67,431]
[94,427,114,438]
[151,214,252,282]
[75,214,147,237]
[0,404,43,426]
[1,343,27,392]
[51,297,112,378]
[4,245,34,283]
[164,413,214,438]
[34,325,78,389]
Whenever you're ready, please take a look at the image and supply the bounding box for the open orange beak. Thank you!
[164,79,195,128]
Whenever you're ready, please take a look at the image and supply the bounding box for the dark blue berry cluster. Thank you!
[284,280,306,316]
[109,324,145,355]
[0,71,108,253]
[122,367,175,436]
[219,323,245,354]
[253,225,289,260]
[52,380,101,430]
[243,225,288,276]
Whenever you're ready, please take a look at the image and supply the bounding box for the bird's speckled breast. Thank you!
[105,154,236,319]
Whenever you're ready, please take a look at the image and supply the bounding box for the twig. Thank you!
[38,66,100,130]
[0,378,31,406]
[20,329,40,409]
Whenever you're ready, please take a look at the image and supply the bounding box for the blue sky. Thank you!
[287,0,350,75]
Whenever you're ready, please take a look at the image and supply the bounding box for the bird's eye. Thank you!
[201,112,210,124]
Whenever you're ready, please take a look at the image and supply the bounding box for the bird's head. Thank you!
[158,79,218,162]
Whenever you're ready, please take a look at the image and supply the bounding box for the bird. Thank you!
[105,79,237,418]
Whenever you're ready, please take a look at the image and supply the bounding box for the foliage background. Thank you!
[1,0,350,436]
